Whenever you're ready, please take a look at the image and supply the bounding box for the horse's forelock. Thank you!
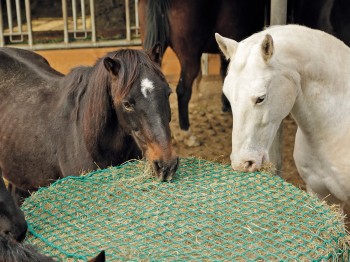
[106,49,165,102]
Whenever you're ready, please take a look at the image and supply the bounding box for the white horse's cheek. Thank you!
[261,111,269,126]
[223,75,236,95]
[222,85,231,100]
[230,127,237,163]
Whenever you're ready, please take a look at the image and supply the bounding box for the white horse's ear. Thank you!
[261,34,274,62]
[215,33,238,60]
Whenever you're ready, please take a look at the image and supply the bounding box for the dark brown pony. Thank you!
[0,235,105,262]
[138,0,266,133]
[0,46,178,195]
[0,173,104,261]
[0,172,27,241]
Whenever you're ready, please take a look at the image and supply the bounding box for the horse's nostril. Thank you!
[17,228,27,242]
[174,157,179,171]
[152,158,179,182]
[243,160,256,171]
[153,160,162,173]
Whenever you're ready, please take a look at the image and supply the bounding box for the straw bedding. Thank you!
[22,158,349,261]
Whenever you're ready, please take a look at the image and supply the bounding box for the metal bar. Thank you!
[0,0,140,49]
[15,0,22,34]
[81,0,86,31]
[0,1,4,47]
[7,0,23,42]
[72,0,77,37]
[6,0,13,34]
[25,0,33,47]
[269,0,288,176]
[62,0,69,44]
[3,32,29,36]
[90,0,96,43]
[134,0,139,35]
[270,0,288,25]
[73,0,87,39]
[125,0,131,41]
[6,38,142,51]
[68,29,92,33]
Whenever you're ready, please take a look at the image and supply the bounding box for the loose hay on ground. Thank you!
[22,158,349,261]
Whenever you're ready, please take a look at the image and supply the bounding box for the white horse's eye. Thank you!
[255,95,266,104]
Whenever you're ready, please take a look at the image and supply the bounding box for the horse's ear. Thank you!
[261,34,274,62]
[215,33,238,60]
[148,43,163,65]
[103,57,121,76]
[88,250,105,262]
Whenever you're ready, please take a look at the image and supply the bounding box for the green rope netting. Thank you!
[22,158,349,261]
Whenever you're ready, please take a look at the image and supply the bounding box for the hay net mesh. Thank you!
[22,158,349,261]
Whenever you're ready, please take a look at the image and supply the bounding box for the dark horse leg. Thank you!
[176,55,201,146]
[176,54,229,146]
[176,60,201,131]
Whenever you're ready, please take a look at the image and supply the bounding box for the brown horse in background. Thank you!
[138,0,267,144]
[288,0,350,47]
[0,45,178,196]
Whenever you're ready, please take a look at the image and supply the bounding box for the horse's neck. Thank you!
[58,68,116,140]
[58,67,91,119]
[285,29,350,140]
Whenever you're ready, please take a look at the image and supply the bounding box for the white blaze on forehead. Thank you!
[141,78,155,98]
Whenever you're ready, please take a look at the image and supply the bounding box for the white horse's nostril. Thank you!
[243,160,257,172]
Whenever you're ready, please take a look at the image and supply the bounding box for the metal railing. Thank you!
[0,0,141,50]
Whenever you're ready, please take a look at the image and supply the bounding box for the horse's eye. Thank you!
[122,100,134,112]
[255,95,266,104]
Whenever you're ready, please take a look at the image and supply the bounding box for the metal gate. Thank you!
[0,0,141,50]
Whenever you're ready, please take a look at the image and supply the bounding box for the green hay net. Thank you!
[22,158,349,261]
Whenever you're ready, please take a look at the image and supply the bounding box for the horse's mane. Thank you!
[57,66,91,119]
[0,234,54,262]
[144,0,170,50]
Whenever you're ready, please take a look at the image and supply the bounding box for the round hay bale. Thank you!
[22,158,349,261]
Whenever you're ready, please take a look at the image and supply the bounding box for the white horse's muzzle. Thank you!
[230,150,269,173]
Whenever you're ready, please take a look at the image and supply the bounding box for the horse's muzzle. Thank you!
[1,219,27,243]
[152,157,179,181]
[14,224,27,242]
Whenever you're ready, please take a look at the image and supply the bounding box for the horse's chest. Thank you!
[294,128,350,204]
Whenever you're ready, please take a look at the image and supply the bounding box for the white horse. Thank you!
[215,24,350,209]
